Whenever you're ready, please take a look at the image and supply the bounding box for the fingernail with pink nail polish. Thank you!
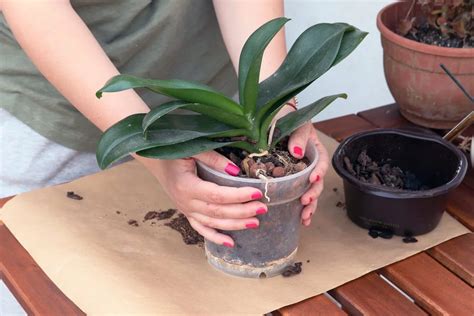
[223,242,234,248]
[293,146,303,157]
[246,222,259,229]
[256,207,267,215]
[225,163,240,176]
[251,191,263,200]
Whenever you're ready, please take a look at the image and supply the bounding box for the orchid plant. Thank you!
[95,18,367,169]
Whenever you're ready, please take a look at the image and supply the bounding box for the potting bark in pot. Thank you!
[94,18,367,278]
[377,0,474,129]
[333,129,468,238]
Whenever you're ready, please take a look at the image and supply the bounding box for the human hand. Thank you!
[138,153,267,248]
[277,104,330,227]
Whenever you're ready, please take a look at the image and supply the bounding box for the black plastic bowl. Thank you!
[332,129,468,236]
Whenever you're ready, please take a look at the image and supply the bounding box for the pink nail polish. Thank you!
[225,163,240,176]
[293,146,303,157]
[309,197,313,203]
[223,242,234,248]
[251,191,263,200]
[256,207,267,215]
[246,222,259,229]
[311,174,320,183]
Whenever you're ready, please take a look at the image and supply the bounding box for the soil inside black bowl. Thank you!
[343,149,430,191]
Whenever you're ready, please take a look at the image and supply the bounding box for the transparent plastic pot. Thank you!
[196,143,318,278]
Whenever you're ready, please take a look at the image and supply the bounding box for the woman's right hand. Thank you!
[137,152,267,247]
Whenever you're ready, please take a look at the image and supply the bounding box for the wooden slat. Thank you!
[314,114,376,141]
[277,294,346,316]
[0,222,85,315]
[381,253,474,315]
[358,103,417,129]
[463,169,474,191]
[428,233,474,286]
[329,272,427,316]
[446,183,474,231]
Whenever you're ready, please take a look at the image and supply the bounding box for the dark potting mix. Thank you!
[164,213,204,246]
[405,22,474,48]
[343,149,429,191]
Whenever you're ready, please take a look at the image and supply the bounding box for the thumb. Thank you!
[193,150,241,176]
[288,123,311,159]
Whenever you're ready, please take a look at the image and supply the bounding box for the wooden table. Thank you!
[1,104,473,315]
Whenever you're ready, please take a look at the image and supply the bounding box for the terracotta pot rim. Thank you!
[376,2,474,58]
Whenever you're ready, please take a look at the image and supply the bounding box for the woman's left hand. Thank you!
[277,105,330,226]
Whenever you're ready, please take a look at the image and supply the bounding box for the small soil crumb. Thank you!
[143,209,177,222]
[165,214,204,246]
[116,211,121,215]
[306,259,311,263]
[368,227,394,239]
[336,201,345,208]
[403,236,418,243]
[344,150,429,191]
[282,262,303,277]
[128,219,139,227]
[66,191,83,200]
[332,187,338,192]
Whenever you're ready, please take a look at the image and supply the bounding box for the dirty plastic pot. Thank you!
[196,144,318,278]
[332,129,468,236]
[377,2,474,129]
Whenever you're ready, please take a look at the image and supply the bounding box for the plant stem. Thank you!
[405,0,416,21]
[229,141,260,153]
[440,64,474,103]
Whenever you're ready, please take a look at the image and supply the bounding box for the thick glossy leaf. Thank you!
[137,138,235,160]
[96,74,243,115]
[332,23,368,66]
[239,17,289,115]
[256,23,365,123]
[142,100,192,133]
[272,94,347,146]
[96,114,243,169]
[184,104,251,129]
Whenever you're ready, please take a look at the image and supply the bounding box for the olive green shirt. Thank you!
[0,0,237,152]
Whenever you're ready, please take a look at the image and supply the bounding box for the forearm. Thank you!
[213,0,287,81]
[1,0,149,132]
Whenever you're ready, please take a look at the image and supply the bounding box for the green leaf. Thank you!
[142,100,192,133]
[256,23,360,122]
[96,74,243,115]
[137,138,235,160]
[332,24,368,66]
[271,94,347,146]
[96,114,244,169]
[239,17,289,115]
[184,104,251,129]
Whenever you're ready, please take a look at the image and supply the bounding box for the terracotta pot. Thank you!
[377,2,474,129]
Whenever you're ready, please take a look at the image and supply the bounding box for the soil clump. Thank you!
[66,191,83,200]
[282,262,303,277]
[165,213,204,246]
[344,150,429,190]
